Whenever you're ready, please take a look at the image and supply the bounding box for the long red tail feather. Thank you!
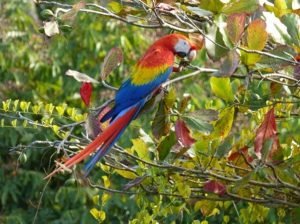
[44,106,138,179]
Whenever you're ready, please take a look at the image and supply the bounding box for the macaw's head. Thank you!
[154,33,201,62]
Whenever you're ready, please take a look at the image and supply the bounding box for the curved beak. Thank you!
[187,49,197,61]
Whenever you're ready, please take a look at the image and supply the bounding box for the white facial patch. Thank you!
[174,39,190,55]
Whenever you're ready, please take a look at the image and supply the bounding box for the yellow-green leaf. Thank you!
[90,208,106,222]
[131,138,150,161]
[11,119,17,127]
[13,99,19,111]
[56,104,66,116]
[102,175,111,188]
[164,87,176,108]
[222,0,258,14]
[101,193,110,205]
[20,101,31,112]
[115,170,137,179]
[52,125,60,135]
[2,99,11,112]
[45,103,55,115]
[108,2,122,13]
[210,77,234,102]
[211,107,235,140]
[247,19,268,50]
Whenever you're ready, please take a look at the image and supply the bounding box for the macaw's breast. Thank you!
[131,46,174,85]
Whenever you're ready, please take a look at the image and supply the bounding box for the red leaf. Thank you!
[80,82,92,106]
[228,146,253,163]
[254,108,279,161]
[175,119,196,148]
[226,13,246,44]
[203,180,226,195]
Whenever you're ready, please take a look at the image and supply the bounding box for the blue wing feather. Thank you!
[101,67,172,122]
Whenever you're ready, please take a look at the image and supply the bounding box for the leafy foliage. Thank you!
[1,0,300,223]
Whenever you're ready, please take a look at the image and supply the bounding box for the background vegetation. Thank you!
[1,0,299,223]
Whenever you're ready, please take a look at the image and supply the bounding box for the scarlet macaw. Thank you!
[45,33,198,178]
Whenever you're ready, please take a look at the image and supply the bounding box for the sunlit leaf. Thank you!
[263,11,292,45]
[132,138,150,161]
[90,208,106,222]
[206,25,229,60]
[211,107,235,140]
[187,6,213,17]
[80,82,92,107]
[194,200,218,216]
[102,175,111,188]
[115,169,137,179]
[210,77,234,102]
[20,101,30,112]
[176,181,191,198]
[108,1,123,13]
[200,0,224,13]
[44,21,59,37]
[247,19,268,51]
[222,0,258,14]
[100,47,123,80]
[175,120,196,148]
[281,13,300,47]
[226,13,246,44]
[164,87,176,108]
[65,69,99,83]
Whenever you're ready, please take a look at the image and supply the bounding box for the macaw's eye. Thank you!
[188,49,197,61]
[177,52,187,58]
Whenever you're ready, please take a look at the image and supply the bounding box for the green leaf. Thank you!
[183,116,213,134]
[200,0,224,13]
[186,109,219,123]
[281,13,300,47]
[187,6,213,17]
[157,132,176,161]
[152,100,170,139]
[222,0,259,14]
[215,135,234,158]
[206,25,229,60]
[210,77,234,102]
